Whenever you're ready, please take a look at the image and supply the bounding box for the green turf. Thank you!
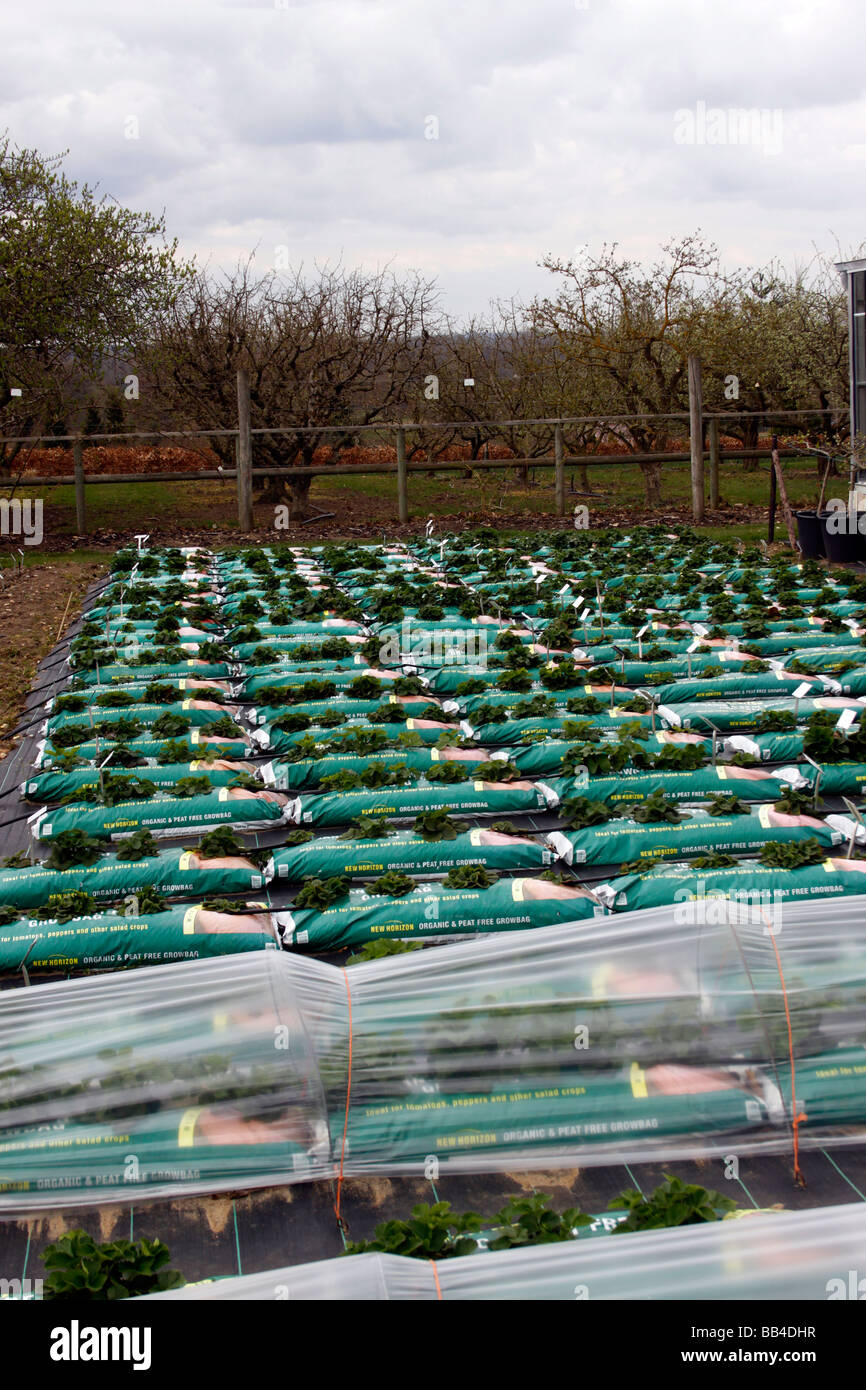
[4,454,848,537]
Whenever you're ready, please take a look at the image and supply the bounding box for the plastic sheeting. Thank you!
[3,894,866,1209]
[142,1201,866,1300]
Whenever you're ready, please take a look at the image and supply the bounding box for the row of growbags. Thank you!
[4,894,866,1205]
[595,855,866,913]
[31,788,292,841]
[260,746,489,791]
[549,764,808,806]
[21,760,257,804]
[0,904,281,974]
[0,848,266,912]
[270,828,555,882]
[289,779,557,827]
[548,805,855,868]
[276,878,600,950]
[36,731,254,765]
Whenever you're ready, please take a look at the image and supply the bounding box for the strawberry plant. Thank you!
[471,703,508,724]
[93,717,144,742]
[803,721,847,763]
[612,1175,736,1232]
[397,730,425,747]
[115,830,160,861]
[294,876,351,910]
[365,871,417,897]
[340,816,395,840]
[1,851,33,868]
[562,744,611,777]
[561,720,601,741]
[272,712,313,734]
[488,820,519,834]
[488,1193,592,1249]
[48,726,92,749]
[369,704,410,724]
[691,852,738,869]
[561,796,616,829]
[651,744,705,771]
[472,760,519,782]
[327,729,390,755]
[755,710,797,733]
[283,829,315,846]
[173,775,214,799]
[207,716,243,738]
[343,1203,482,1259]
[53,694,87,713]
[319,770,363,791]
[425,762,471,784]
[32,891,95,922]
[46,830,104,871]
[615,721,649,742]
[151,712,191,738]
[133,886,169,914]
[194,827,244,858]
[619,859,654,875]
[539,660,579,690]
[413,810,467,841]
[565,695,604,714]
[773,789,823,815]
[43,1230,185,1300]
[512,695,558,718]
[443,865,497,889]
[759,838,827,868]
[630,790,684,823]
[705,794,750,816]
[94,690,137,708]
[346,938,422,964]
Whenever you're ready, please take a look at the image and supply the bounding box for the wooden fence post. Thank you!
[554,423,565,517]
[688,354,704,523]
[73,438,86,536]
[396,427,408,523]
[771,435,797,548]
[236,369,253,533]
[708,417,720,510]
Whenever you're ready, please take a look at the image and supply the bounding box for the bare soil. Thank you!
[0,561,104,759]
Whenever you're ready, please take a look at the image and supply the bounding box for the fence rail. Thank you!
[0,361,850,532]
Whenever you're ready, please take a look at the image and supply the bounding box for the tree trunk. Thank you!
[287,475,314,521]
[639,459,662,507]
[255,474,289,504]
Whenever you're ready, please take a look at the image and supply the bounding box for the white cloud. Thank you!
[2,0,865,316]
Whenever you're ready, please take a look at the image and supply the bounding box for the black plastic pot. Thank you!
[796,510,828,559]
[819,509,866,565]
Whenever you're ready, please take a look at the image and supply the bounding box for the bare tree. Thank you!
[138,259,442,519]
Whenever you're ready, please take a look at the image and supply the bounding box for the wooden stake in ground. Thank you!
[55,587,75,641]
[688,354,705,523]
[771,435,797,548]
[236,368,253,533]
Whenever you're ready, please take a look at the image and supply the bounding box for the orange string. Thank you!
[430,1260,443,1300]
[763,910,807,1186]
[334,967,353,1228]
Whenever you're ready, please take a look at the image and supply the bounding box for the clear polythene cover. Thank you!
[142,1201,866,1300]
[3,895,866,1210]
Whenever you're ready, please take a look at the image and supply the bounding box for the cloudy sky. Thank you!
[3,0,865,318]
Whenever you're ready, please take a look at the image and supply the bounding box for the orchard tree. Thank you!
[142,259,442,519]
[0,134,191,467]
[533,234,727,505]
